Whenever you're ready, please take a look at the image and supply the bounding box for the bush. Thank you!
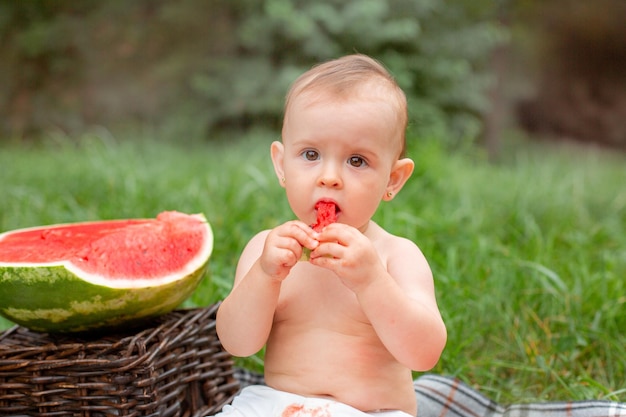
[192,0,503,145]
[0,1,503,146]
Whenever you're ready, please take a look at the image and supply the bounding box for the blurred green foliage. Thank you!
[0,0,503,146]
[193,0,503,145]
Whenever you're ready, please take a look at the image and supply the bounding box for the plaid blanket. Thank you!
[234,369,626,417]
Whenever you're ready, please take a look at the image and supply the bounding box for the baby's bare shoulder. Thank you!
[368,222,433,289]
[369,222,424,259]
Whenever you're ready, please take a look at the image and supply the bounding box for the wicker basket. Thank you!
[0,304,239,417]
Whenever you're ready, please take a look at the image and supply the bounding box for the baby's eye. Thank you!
[348,156,367,168]
[301,150,319,161]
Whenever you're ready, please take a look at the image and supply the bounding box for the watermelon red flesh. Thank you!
[0,219,148,263]
[0,211,209,286]
[0,211,213,332]
[311,201,337,232]
[301,202,337,261]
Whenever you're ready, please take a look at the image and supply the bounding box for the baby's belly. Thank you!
[263,325,417,415]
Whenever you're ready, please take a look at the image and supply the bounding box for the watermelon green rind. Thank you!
[300,202,337,262]
[0,262,208,332]
[0,212,213,333]
[300,247,312,262]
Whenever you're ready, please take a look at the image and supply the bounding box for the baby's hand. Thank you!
[260,220,319,281]
[309,223,382,292]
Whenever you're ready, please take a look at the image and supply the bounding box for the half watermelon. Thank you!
[0,211,213,333]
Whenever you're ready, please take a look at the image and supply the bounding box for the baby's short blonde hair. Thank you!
[284,54,408,158]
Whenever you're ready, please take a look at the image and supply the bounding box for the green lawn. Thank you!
[1,130,624,404]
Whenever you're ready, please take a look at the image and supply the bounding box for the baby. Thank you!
[215,54,447,416]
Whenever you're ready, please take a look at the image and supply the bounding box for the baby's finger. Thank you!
[316,223,352,246]
[287,221,320,249]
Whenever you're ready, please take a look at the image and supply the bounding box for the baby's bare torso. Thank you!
[263,262,417,415]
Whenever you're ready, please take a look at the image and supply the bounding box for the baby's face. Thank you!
[279,92,402,232]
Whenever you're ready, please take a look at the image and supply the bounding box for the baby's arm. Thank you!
[356,239,446,371]
[216,221,319,357]
[311,225,447,371]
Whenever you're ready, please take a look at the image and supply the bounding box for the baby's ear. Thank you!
[270,141,286,187]
[384,158,414,201]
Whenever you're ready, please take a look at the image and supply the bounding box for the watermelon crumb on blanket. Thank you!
[0,211,213,333]
[301,201,337,261]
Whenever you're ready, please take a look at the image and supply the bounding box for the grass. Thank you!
[1,129,624,404]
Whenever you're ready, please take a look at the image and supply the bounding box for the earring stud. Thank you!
[387,191,393,198]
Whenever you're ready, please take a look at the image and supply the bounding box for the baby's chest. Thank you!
[276,268,365,323]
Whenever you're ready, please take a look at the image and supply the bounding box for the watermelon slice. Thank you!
[301,201,337,261]
[311,201,338,232]
[0,211,213,333]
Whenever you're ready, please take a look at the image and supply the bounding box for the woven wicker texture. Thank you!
[0,304,239,417]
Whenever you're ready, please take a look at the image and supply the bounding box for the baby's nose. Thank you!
[317,164,342,188]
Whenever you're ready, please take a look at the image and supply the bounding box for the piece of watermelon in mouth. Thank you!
[311,201,338,232]
[301,201,337,261]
